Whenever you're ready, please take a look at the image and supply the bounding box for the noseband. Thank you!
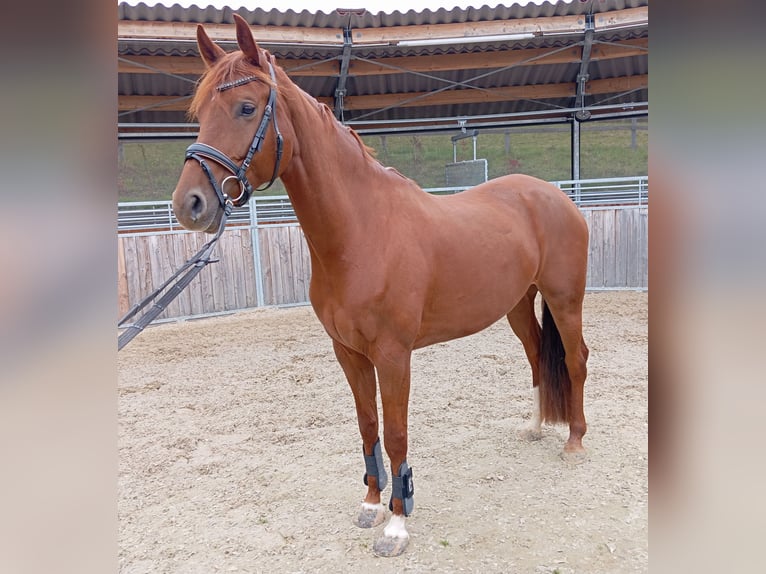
[185,62,284,209]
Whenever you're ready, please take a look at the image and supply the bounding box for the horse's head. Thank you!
[173,14,292,232]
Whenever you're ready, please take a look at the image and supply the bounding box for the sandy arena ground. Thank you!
[118,290,647,573]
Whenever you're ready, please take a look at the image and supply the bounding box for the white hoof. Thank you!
[373,515,410,557]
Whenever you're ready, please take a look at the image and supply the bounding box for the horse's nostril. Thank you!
[189,192,205,221]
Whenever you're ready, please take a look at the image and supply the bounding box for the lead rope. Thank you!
[117,202,232,351]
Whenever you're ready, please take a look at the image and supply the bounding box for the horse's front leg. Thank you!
[372,345,414,557]
[332,341,388,528]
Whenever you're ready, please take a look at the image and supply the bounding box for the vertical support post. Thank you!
[571,118,582,204]
[631,117,638,149]
[570,12,593,204]
[249,197,265,307]
[639,202,647,289]
[472,133,477,161]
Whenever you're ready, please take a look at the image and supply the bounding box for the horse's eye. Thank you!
[241,103,256,117]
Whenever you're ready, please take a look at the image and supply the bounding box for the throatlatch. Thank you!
[363,438,388,491]
[389,461,414,516]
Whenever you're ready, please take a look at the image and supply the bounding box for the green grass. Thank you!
[118,141,191,202]
[118,119,647,202]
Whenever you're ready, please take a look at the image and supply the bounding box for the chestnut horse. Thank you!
[172,15,590,557]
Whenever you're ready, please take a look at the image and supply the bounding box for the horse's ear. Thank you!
[196,24,226,68]
[233,13,263,69]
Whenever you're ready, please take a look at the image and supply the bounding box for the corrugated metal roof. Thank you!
[118,1,648,27]
[118,1,648,133]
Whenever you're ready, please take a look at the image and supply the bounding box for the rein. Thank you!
[118,62,283,351]
[117,202,231,351]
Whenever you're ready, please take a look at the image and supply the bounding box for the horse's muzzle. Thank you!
[173,184,220,233]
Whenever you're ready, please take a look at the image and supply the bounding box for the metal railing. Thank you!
[552,176,648,207]
[118,176,648,232]
[117,200,251,232]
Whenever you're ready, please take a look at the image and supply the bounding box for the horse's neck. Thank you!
[279,97,406,259]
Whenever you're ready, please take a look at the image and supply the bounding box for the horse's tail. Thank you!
[539,299,571,423]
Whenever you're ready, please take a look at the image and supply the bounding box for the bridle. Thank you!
[184,61,284,210]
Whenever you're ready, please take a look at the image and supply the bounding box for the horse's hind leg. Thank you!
[540,291,590,461]
[332,340,387,528]
[506,286,543,440]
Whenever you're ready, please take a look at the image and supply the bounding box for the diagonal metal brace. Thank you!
[574,12,595,120]
[334,27,353,120]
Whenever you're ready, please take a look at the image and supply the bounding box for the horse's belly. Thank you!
[413,314,505,349]
[413,280,529,349]
[411,231,537,348]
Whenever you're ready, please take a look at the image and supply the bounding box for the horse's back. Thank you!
[467,174,581,215]
[431,173,586,244]
[444,174,587,280]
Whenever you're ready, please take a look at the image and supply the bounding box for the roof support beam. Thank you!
[349,6,647,44]
[118,20,344,44]
[341,75,646,111]
[117,102,647,136]
[118,74,647,113]
[346,38,647,77]
[117,38,648,77]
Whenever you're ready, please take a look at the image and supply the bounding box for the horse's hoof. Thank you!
[354,503,386,528]
[560,448,588,465]
[519,427,543,441]
[373,534,409,557]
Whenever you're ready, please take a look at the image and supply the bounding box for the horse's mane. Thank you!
[314,100,378,161]
[347,122,378,160]
[188,53,272,120]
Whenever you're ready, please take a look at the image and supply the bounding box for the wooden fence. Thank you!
[117,205,647,321]
[582,206,648,289]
